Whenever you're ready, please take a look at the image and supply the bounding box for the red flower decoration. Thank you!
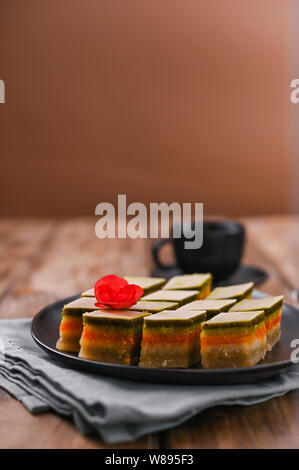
[94,275,143,309]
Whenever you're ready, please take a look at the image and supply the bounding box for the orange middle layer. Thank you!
[201,324,266,347]
[60,318,82,335]
[81,326,134,345]
[265,311,281,332]
[142,328,201,345]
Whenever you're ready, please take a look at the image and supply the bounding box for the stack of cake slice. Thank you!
[56,297,100,352]
[200,310,267,368]
[79,310,150,365]
[207,282,254,301]
[163,273,212,299]
[142,289,199,307]
[176,299,237,319]
[229,296,283,350]
[139,310,206,368]
[128,300,178,312]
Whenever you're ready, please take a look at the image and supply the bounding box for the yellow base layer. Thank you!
[79,344,137,365]
[56,337,81,352]
[201,338,266,369]
[139,343,201,368]
[266,323,281,351]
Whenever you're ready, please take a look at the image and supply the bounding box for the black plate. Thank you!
[151,264,268,287]
[31,291,298,385]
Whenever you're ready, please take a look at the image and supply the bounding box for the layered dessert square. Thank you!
[201,310,266,368]
[56,297,100,352]
[163,273,212,299]
[229,296,283,351]
[139,310,206,368]
[177,299,237,319]
[129,300,179,313]
[142,289,199,306]
[124,276,166,295]
[207,282,254,301]
[79,310,149,364]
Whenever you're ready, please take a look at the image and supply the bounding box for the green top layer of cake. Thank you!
[83,309,150,328]
[142,289,199,305]
[62,297,99,316]
[163,273,212,291]
[143,309,206,328]
[229,296,283,316]
[206,282,254,300]
[124,276,165,292]
[129,301,178,313]
[202,310,265,329]
[177,299,237,313]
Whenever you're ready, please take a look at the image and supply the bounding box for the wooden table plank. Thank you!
[0,219,56,299]
[245,216,299,296]
[0,389,155,449]
[165,390,299,449]
[0,219,152,317]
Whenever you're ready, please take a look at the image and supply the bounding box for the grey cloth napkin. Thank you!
[0,318,299,444]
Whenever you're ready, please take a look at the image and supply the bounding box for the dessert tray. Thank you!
[31,288,298,385]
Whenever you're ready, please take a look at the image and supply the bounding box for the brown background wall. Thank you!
[0,0,290,217]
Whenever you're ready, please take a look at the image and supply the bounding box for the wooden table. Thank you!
[0,216,299,449]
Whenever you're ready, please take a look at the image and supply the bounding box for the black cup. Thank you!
[152,220,245,282]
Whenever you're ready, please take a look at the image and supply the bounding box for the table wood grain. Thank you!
[0,216,298,449]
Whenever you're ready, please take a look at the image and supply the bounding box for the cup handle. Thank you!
[152,239,177,270]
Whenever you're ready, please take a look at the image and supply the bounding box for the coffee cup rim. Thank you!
[173,219,244,237]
